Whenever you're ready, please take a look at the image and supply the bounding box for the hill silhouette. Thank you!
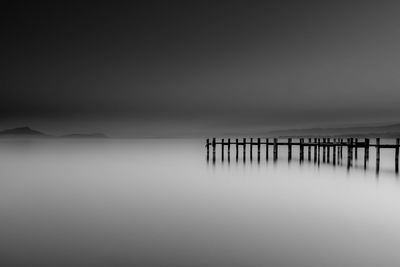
[0,126,107,138]
[0,126,47,136]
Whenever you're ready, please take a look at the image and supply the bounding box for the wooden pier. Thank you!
[206,137,400,174]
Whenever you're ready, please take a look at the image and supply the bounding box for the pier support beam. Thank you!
[250,138,253,161]
[212,138,216,163]
[221,138,224,162]
[314,138,317,163]
[332,138,336,165]
[235,139,239,161]
[299,138,304,162]
[354,138,358,160]
[327,138,330,163]
[227,138,231,162]
[243,138,246,162]
[347,138,353,170]
[396,138,399,173]
[364,138,369,170]
[206,138,210,162]
[376,138,380,174]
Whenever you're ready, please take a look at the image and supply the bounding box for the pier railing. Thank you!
[206,137,400,174]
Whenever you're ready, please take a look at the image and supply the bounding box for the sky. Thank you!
[1,1,400,135]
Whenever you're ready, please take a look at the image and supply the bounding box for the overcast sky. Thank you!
[1,1,400,133]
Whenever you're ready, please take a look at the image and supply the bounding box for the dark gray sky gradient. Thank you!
[2,1,400,130]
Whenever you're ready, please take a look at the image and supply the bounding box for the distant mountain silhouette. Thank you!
[0,126,107,138]
[61,133,107,138]
[0,126,47,136]
[268,123,400,138]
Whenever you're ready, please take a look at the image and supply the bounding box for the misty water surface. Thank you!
[0,139,400,267]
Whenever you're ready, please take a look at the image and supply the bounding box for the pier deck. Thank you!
[206,137,400,174]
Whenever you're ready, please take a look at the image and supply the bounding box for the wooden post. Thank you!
[350,138,354,162]
[364,138,369,170]
[342,138,345,159]
[243,138,246,161]
[322,138,326,163]
[227,138,231,162]
[327,138,330,163]
[299,138,304,162]
[396,138,399,173]
[337,138,340,160]
[235,138,239,161]
[288,138,292,161]
[206,138,210,162]
[376,138,380,174]
[314,138,317,163]
[221,138,224,161]
[250,138,253,161]
[354,138,358,160]
[347,138,352,170]
[346,138,349,170]
[257,138,261,162]
[266,138,269,160]
[212,138,216,163]
[212,138,216,153]
[333,138,336,165]
[273,138,278,160]
[365,138,369,160]
[317,138,321,165]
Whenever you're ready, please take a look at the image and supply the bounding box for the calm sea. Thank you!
[0,138,400,267]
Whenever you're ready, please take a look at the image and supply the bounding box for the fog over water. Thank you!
[1,139,400,267]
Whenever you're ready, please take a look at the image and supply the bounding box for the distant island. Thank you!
[0,126,107,138]
[0,126,47,136]
[268,123,400,138]
[61,133,107,138]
